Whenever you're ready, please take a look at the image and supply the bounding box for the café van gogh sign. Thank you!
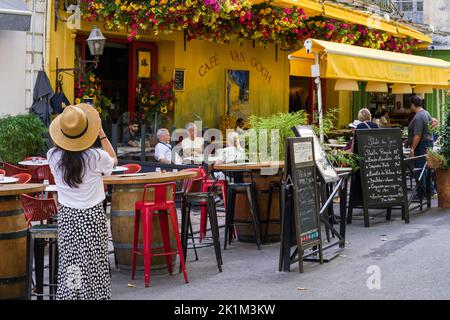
[198,51,273,84]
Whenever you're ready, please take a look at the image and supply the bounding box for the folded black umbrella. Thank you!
[30,71,54,127]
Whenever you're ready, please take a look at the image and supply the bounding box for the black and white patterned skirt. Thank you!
[56,203,111,300]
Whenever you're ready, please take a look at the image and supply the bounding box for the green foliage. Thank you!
[0,113,48,164]
[312,108,338,138]
[247,111,309,160]
[438,110,450,169]
[326,149,360,171]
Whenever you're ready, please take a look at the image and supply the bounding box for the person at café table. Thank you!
[379,108,391,128]
[122,119,140,147]
[154,128,182,164]
[215,131,246,164]
[349,108,378,152]
[343,119,361,153]
[356,108,379,130]
[182,122,204,159]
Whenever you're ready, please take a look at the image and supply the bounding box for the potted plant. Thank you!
[0,113,48,164]
[426,111,450,208]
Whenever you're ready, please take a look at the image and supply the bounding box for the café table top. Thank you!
[213,161,285,171]
[103,171,196,185]
[18,160,49,166]
[0,177,19,184]
[0,183,45,196]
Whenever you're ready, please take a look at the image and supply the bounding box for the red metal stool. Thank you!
[131,182,188,287]
[21,194,58,300]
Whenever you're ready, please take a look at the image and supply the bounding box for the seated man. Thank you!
[182,122,204,159]
[122,120,140,147]
[154,128,182,164]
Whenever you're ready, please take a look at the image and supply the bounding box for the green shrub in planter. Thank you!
[0,113,48,164]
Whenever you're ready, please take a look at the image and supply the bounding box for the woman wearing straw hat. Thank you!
[47,104,117,300]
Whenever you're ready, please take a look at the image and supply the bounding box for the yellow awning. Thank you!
[289,39,450,86]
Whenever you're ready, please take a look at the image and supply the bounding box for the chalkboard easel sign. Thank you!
[280,137,323,273]
[292,125,339,184]
[173,68,185,91]
[354,128,409,227]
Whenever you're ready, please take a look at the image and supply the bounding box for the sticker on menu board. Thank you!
[293,142,313,164]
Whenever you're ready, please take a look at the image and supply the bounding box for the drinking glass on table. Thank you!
[0,173,4,181]
[43,179,49,186]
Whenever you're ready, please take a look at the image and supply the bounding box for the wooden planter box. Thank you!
[436,169,450,208]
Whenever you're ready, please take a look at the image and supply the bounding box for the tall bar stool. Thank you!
[131,182,188,287]
[20,194,58,300]
[224,169,262,250]
[201,174,227,241]
[181,177,223,272]
[263,180,282,243]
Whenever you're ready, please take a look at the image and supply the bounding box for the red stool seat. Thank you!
[131,182,188,287]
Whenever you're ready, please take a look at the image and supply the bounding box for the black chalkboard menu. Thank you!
[355,128,409,224]
[173,68,185,91]
[282,137,323,273]
[295,166,320,244]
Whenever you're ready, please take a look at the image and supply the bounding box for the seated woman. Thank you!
[216,131,246,164]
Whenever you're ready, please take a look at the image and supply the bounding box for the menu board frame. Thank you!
[287,137,323,273]
[292,125,340,184]
[355,128,409,224]
[173,68,185,91]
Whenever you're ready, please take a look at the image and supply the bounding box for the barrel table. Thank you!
[0,184,45,300]
[213,161,285,243]
[103,171,196,272]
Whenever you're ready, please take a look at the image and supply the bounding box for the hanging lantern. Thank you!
[334,79,359,91]
[365,82,388,92]
[391,84,412,94]
[413,85,434,94]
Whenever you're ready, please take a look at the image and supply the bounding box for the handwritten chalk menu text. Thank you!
[296,166,320,244]
[355,129,407,206]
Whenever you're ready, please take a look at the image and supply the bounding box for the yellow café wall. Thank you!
[46,9,289,129]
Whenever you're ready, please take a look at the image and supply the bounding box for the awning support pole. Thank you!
[315,53,324,144]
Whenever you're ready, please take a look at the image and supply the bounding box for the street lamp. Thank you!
[87,25,106,57]
[55,25,106,86]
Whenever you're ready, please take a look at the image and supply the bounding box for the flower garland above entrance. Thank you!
[80,0,419,53]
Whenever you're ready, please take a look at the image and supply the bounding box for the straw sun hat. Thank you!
[49,103,101,152]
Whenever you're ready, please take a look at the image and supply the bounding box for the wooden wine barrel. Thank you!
[234,173,282,243]
[110,185,176,273]
[0,195,28,299]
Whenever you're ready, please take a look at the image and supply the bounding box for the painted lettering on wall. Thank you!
[230,50,245,62]
[199,54,220,77]
[251,57,272,84]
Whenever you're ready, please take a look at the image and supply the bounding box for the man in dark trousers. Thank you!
[406,95,434,198]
